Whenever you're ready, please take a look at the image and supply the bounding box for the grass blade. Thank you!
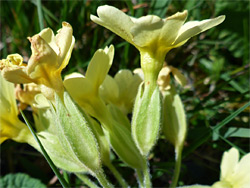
[212,101,250,131]
[36,0,44,30]
[20,110,69,188]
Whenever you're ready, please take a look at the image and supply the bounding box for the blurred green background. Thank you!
[1,0,249,187]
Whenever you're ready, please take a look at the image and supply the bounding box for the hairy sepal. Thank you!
[132,83,161,156]
[53,91,101,173]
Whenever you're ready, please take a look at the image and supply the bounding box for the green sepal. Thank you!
[104,119,144,169]
[38,132,88,173]
[90,118,111,166]
[107,104,131,130]
[162,85,187,148]
[132,83,161,156]
[53,91,101,173]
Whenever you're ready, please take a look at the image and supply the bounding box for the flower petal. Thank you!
[230,152,250,187]
[39,28,60,56]
[99,75,119,104]
[28,35,58,74]
[64,75,93,105]
[130,15,163,47]
[173,15,225,46]
[85,45,114,93]
[90,5,134,44]
[220,147,239,181]
[56,22,74,70]
[160,10,188,48]
[1,65,34,84]
[0,73,18,116]
[115,69,142,109]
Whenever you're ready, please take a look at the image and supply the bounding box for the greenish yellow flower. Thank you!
[91,5,225,83]
[0,22,74,97]
[212,147,250,188]
[100,69,142,114]
[0,74,35,146]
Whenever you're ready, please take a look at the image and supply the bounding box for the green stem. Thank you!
[75,173,99,188]
[106,163,129,188]
[95,170,114,188]
[142,159,152,188]
[136,169,144,187]
[170,146,183,188]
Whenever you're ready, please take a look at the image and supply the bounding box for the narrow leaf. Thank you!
[20,110,69,188]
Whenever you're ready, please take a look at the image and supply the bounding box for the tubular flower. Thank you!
[0,74,35,146]
[0,22,75,97]
[99,69,142,115]
[91,5,225,82]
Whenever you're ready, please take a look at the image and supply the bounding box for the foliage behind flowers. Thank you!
[0,1,249,188]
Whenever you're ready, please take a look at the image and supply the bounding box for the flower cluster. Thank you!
[1,4,247,188]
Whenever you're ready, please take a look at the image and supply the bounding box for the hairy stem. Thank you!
[170,145,183,188]
[95,170,114,188]
[142,159,151,188]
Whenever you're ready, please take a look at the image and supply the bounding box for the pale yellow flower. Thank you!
[212,148,250,188]
[179,148,250,188]
[63,45,114,118]
[99,69,142,114]
[0,74,35,146]
[0,22,74,96]
[91,5,225,81]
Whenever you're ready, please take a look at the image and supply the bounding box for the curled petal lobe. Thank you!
[27,35,58,76]
[56,22,75,70]
[0,54,34,84]
[39,28,60,55]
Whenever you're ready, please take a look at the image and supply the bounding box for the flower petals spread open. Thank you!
[91,5,225,52]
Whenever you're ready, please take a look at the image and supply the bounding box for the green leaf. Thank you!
[224,127,250,138]
[0,173,46,188]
